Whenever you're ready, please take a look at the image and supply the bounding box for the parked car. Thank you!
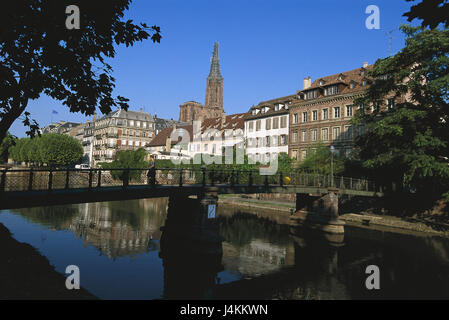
[75,164,90,170]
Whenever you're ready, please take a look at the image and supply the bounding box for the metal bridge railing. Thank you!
[0,167,378,193]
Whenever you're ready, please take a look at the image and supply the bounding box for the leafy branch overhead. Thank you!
[0,0,161,143]
[352,25,449,197]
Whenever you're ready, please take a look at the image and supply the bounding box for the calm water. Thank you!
[1,198,449,299]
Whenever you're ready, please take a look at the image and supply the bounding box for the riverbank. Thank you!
[218,195,449,237]
[0,223,97,299]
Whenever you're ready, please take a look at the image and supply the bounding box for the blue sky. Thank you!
[10,0,415,137]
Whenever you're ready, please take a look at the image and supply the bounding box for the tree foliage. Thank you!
[0,0,161,144]
[296,143,345,176]
[0,132,16,162]
[404,0,449,29]
[9,133,83,166]
[99,148,148,180]
[353,25,449,197]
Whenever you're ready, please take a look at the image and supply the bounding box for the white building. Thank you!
[244,96,296,163]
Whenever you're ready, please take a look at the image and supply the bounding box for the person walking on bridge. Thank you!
[147,155,156,186]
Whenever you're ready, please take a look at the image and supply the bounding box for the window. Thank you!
[272,136,278,146]
[248,121,254,132]
[334,106,340,118]
[212,144,216,153]
[302,112,308,123]
[196,144,200,151]
[266,118,271,130]
[291,150,298,160]
[345,125,353,140]
[293,113,298,124]
[275,104,279,111]
[388,98,395,110]
[312,110,317,121]
[273,117,279,129]
[301,150,307,161]
[333,127,341,140]
[306,90,317,100]
[346,105,353,117]
[345,148,353,158]
[256,120,261,131]
[323,108,328,120]
[324,85,340,96]
[321,128,329,141]
[358,124,365,136]
[362,80,367,86]
[372,101,380,113]
[350,82,355,89]
[302,130,307,142]
[311,129,317,141]
[280,116,287,128]
[204,144,208,152]
[265,136,270,147]
[280,135,288,145]
[292,131,298,143]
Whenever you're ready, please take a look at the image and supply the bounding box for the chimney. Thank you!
[165,135,171,152]
[303,77,312,89]
[140,108,143,113]
[221,113,226,126]
[363,62,368,68]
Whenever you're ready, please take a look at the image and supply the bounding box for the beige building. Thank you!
[92,109,156,165]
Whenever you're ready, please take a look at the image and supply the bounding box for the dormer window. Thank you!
[252,110,256,115]
[361,69,366,76]
[362,80,367,86]
[319,80,324,86]
[350,82,355,89]
[305,90,318,100]
[275,104,279,111]
[324,85,340,96]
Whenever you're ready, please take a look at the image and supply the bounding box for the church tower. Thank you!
[204,42,224,111]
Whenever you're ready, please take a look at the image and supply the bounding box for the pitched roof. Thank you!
[301,64,374,96]
[148,125,193,147]
[200,112,249,132]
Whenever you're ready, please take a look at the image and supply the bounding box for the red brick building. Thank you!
[289,63,375,161]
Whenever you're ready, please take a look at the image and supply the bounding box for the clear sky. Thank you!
[9,0,416,137]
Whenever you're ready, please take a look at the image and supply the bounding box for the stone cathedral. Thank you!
[179,42,225,123]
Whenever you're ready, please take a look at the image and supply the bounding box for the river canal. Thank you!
[1,198,449,299]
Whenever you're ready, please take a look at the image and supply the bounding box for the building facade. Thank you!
[289,63,374,161]
[179,42,225,123]
[244,95,296,163]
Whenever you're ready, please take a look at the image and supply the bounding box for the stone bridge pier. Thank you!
[290,188,345,234]
[159,189,223,298]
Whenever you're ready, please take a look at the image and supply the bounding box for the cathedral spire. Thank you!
[208,42,222,79]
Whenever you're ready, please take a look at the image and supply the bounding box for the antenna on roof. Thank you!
[386,30,394,57]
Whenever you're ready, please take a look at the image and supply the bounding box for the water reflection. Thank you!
[1,198,449,299]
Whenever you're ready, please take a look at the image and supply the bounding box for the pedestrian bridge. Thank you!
[0,167,383,210]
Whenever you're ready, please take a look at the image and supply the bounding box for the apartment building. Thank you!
[289,63,374,161]
[244,95,296,163]
[92,109,180,165]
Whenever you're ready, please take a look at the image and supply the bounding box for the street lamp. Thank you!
[330,145,335,187]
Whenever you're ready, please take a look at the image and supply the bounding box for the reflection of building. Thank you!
[179,42,225,123]
[69,199,168,259]
[222,239,294,277]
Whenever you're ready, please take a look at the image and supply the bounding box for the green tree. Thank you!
[353,25,449,198]
[297,143,345,176]
[0,132,16,162]
[38,134,83,166]
[100,148,148,181]
[0,0,162,144]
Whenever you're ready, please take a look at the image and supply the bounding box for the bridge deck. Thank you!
[0,183,383,210]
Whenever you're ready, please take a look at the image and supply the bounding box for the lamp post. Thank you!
[330,145,335,187]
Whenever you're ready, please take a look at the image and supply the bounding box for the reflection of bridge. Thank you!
[0,168,383,210]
